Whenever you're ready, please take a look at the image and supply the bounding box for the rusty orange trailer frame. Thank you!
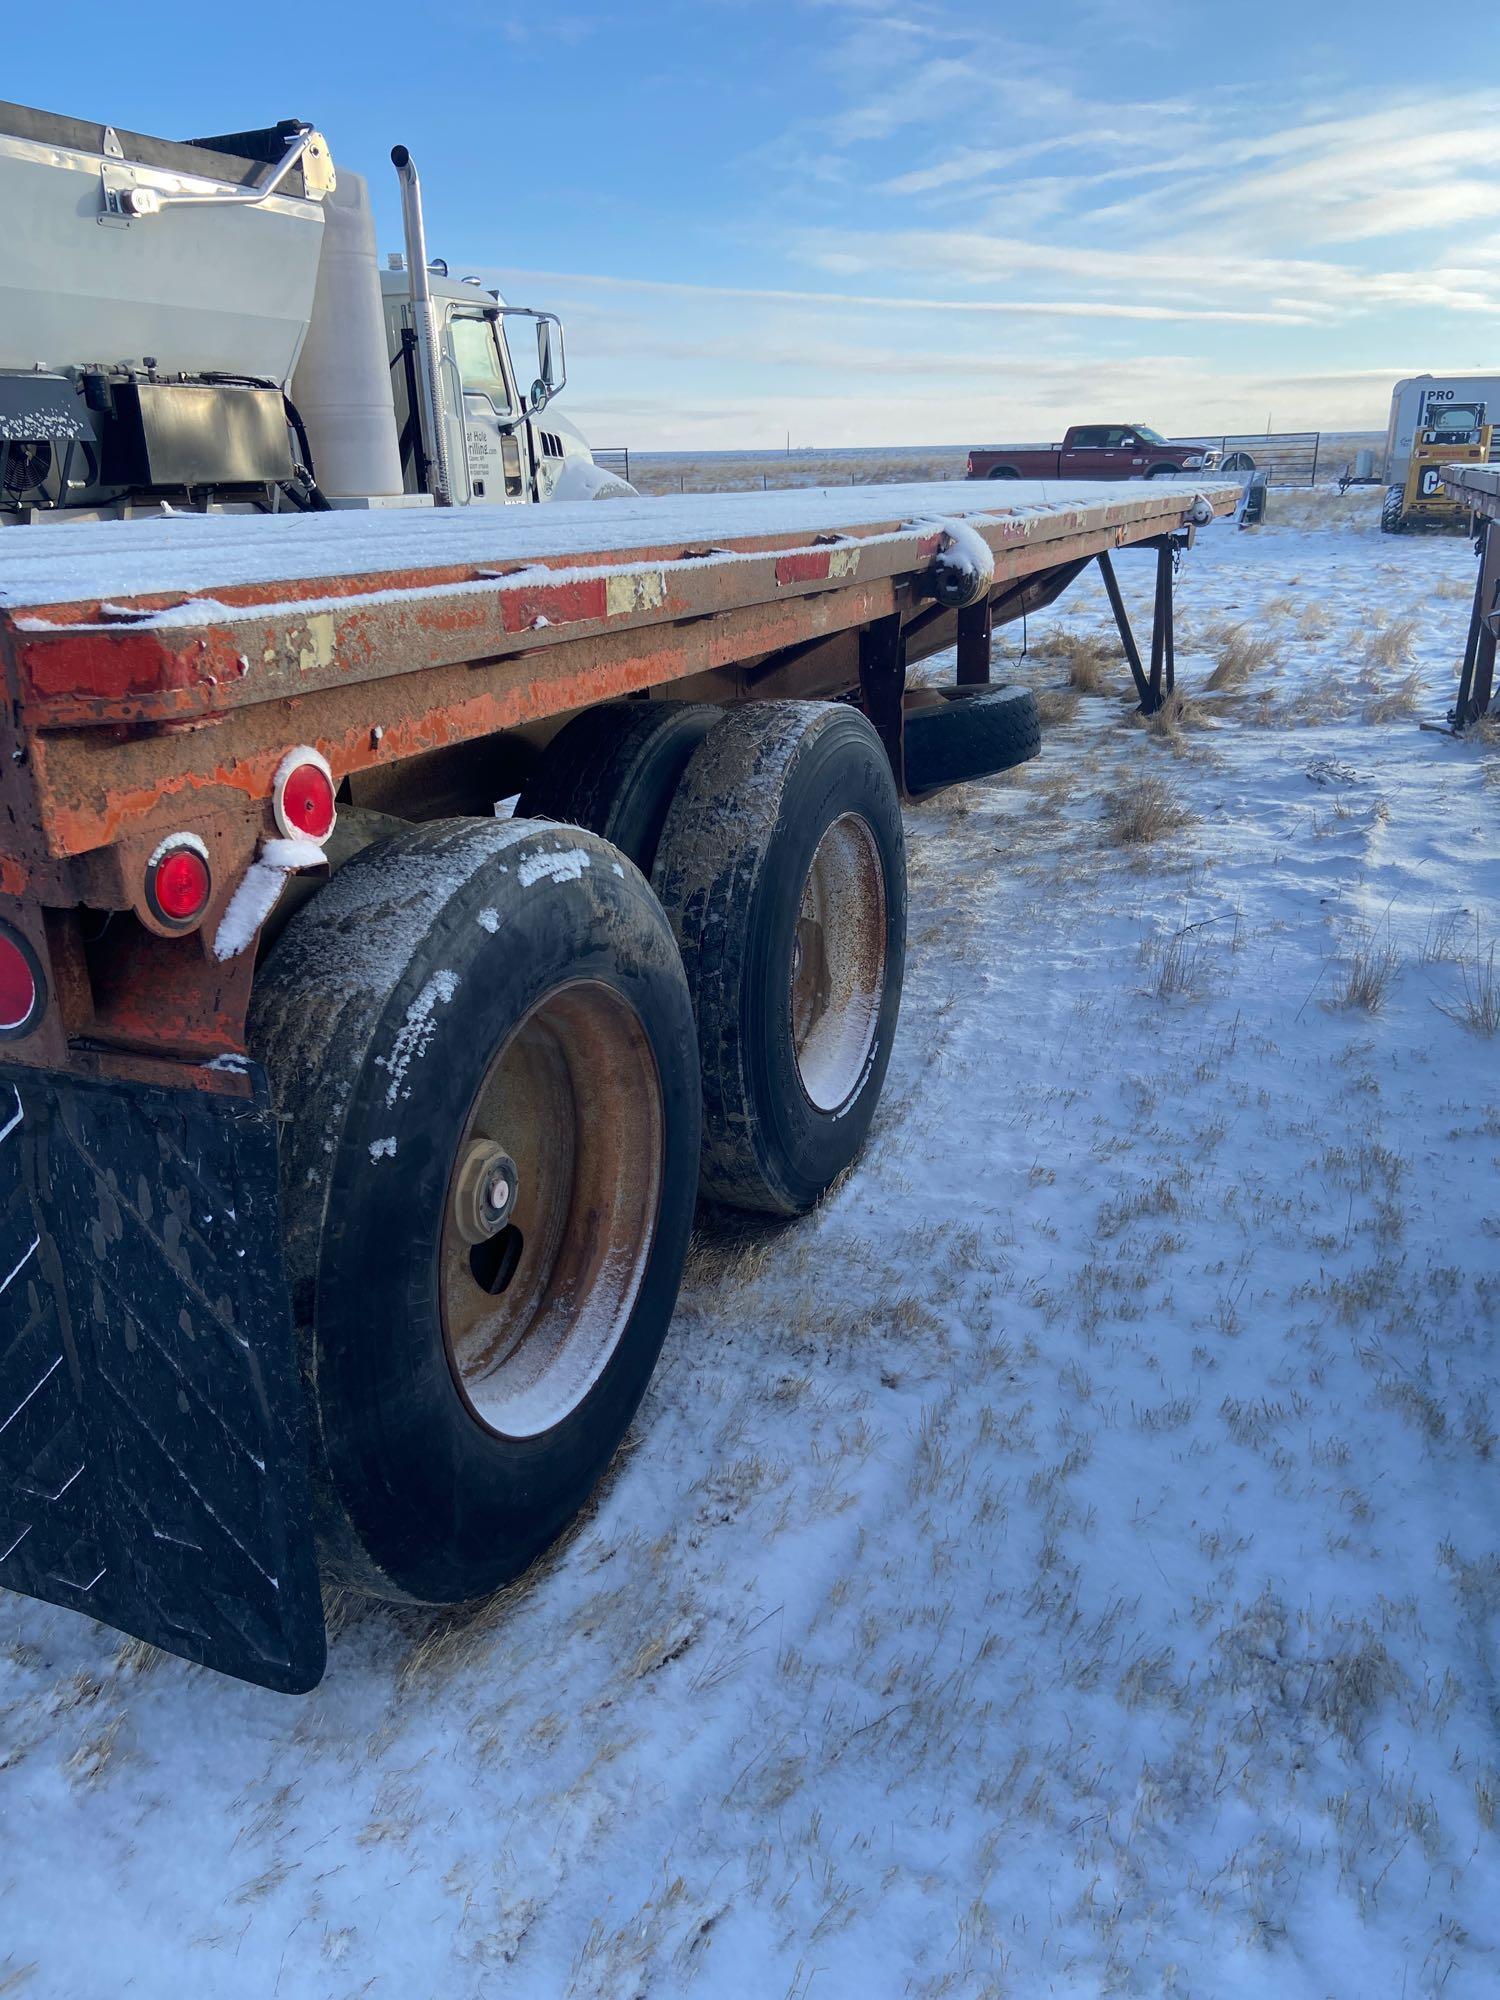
[0,483,1234,1083]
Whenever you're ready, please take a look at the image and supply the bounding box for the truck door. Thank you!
[1061,426,1127,476]
[1062,426,1143,477]
[446,308,534,505]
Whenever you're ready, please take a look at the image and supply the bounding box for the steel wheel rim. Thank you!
[789,811,887,1113]
[440,979,663,1439]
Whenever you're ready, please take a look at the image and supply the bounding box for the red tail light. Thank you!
[146,835,213,930]
[273,748,336,843]
[0,924,44,1039]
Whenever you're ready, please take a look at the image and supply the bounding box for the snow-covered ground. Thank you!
[3,488,1498,1998]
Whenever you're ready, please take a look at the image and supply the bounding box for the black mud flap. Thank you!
[0,1062,325,1692]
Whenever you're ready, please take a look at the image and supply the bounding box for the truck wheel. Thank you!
[248,817,700,1605]
[987,466,1020,480]
[903,685,1041,796]
[518,699,719,873]
[1380,485,1406,534]
[1145,465,1178,479]
[652,702,905,1215]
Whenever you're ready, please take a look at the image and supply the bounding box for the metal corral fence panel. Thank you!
[1171,432,1321,486]
[592,447,631,484]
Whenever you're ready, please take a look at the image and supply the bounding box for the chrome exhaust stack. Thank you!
[390,145,453,506]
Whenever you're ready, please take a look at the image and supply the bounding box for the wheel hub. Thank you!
[439,979,663,1439]
[789,812,886,1114]
[452,1141,519,1245]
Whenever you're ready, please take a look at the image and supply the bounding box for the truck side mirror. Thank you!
[537,318,565,395]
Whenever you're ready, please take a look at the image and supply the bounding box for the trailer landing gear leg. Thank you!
[1097,537,1178,717]
[1451,519,1499,730]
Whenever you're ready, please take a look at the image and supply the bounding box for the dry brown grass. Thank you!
[1141,687,1210,748]
[1367,616,1419,669]
[1035,685,1081,727]
[1329,933,1402,1013]
[1435,937,1500,1037]
[1102,776,1195,846]
[1205,622,1279,692]
[630,449,966,495]
[1364,672,1424,722]
[1031,629,1120,693]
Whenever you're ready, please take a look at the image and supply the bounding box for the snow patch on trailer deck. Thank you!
[0,478,1225,610]
[2,490,1497,1999]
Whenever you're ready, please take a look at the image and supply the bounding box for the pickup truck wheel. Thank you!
[987,467,1020,480]
[518,699,719,873]
[249,817,700,1605]
[1145,465,1178,479]
[653,702,905,1215]
[903,684,1041,796]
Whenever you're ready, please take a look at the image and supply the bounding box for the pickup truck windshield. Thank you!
[1134,425,1168,446]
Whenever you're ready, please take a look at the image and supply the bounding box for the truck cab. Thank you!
[380,266,623,507]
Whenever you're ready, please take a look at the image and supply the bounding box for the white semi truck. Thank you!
[0,100,626,523]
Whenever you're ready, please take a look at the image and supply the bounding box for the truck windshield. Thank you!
[1134,425,1167,445]
[450,314,513,415]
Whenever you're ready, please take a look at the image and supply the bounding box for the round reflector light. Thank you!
[273,748,337,843]
[145,834,213,930]
[0,925,42,1038]
[154,846,212,923]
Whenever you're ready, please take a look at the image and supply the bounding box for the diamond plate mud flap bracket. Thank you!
[0,1062,325,1693]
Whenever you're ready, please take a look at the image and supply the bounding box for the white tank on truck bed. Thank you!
[0,100,332,386]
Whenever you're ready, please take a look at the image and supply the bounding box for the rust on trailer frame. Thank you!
[0,482,1237,1075]
[3,498,1229,863]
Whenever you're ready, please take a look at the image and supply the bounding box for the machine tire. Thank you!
[249,817,701,1605]
[652,701,905,1216]
[987,466,1021,480]
[1381,484,1407,535]
[518,700,720,873]
[903,684,1041,796]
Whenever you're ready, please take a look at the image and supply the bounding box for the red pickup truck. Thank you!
[967,424,1208,482]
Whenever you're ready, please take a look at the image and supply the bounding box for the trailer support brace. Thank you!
[859,612,907,788]
[956,597,993,686]
[1097,539,1176,715]
[1452,518,1499,729]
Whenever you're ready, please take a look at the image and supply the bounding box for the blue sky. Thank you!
[9,1,1500,448]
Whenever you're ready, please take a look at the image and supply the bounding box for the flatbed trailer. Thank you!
[1438,462,1500,728]
[0,476,1236,1690]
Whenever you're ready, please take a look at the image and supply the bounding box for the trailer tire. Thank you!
[653,701,905,1215]
[518,699,719,873]
[1380,484,1406,535]
[902,684,1041,796]
[249,817,700,1606]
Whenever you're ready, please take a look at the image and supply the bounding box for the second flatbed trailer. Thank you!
[0,476,1236,1689]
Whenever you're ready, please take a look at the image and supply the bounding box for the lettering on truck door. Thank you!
[448,309,533,504]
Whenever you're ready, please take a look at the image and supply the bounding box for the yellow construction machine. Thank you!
[1382,395,1492,533]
